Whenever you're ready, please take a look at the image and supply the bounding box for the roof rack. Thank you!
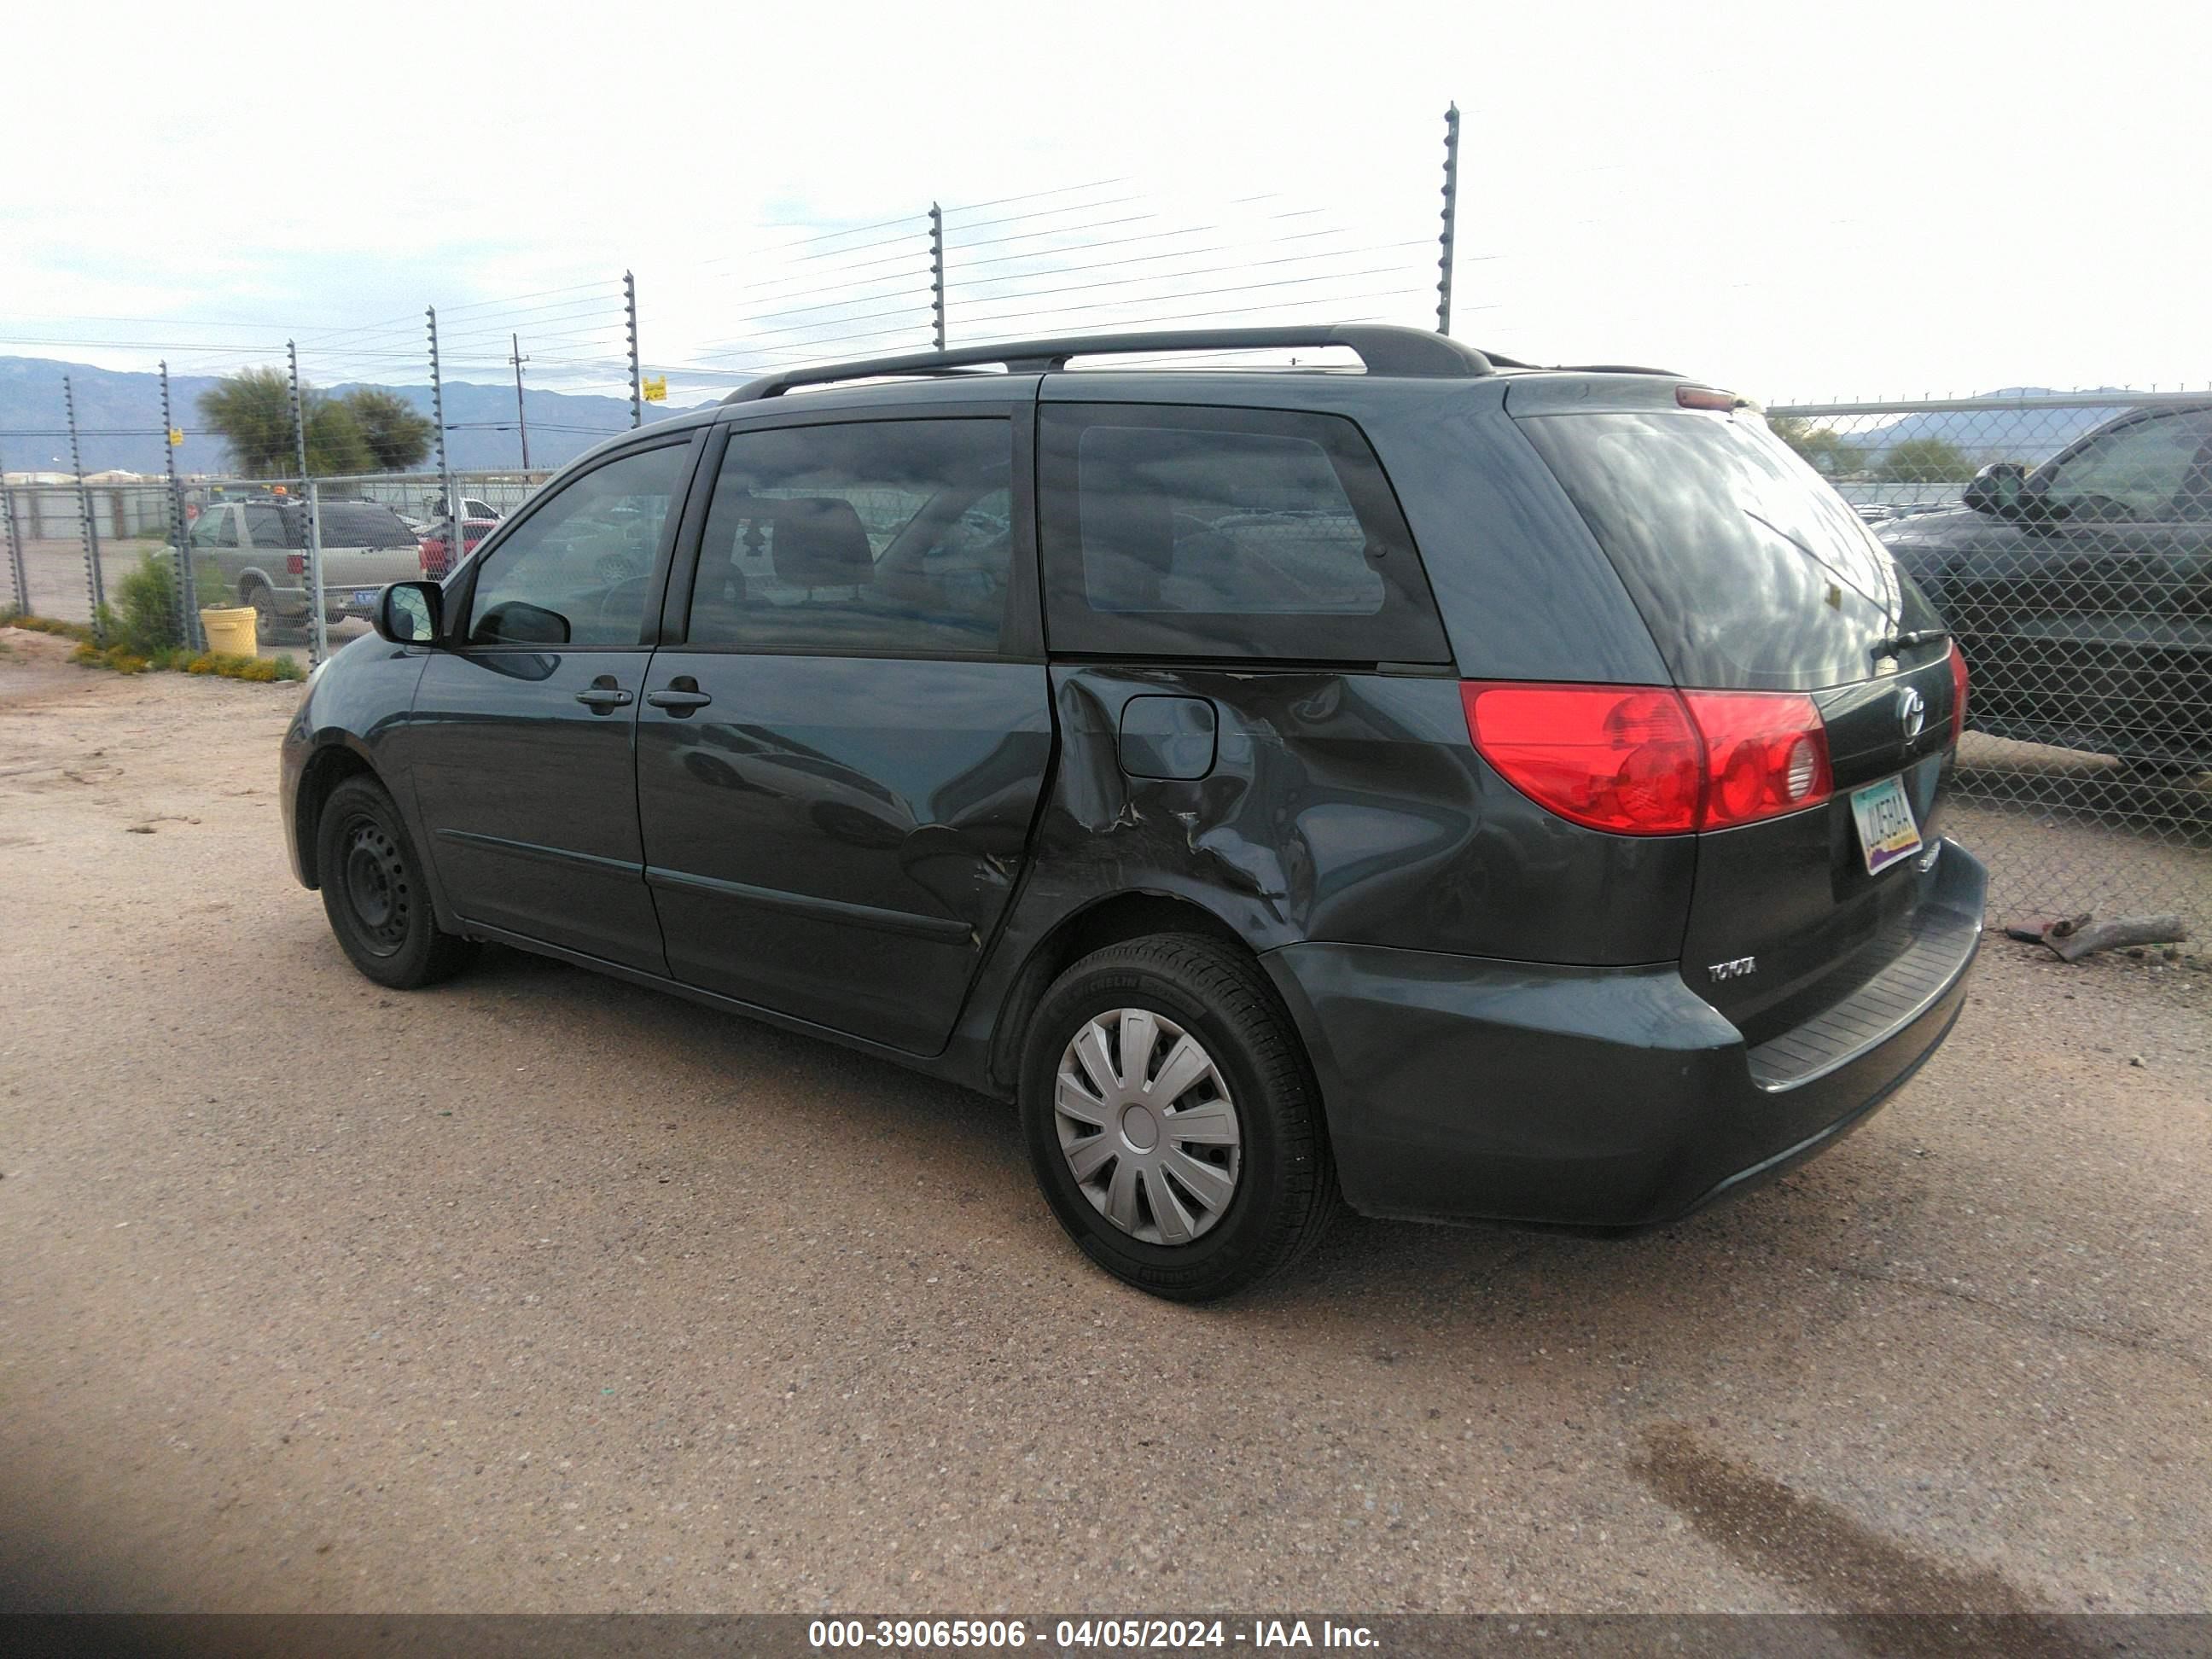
[724,324,1500,403]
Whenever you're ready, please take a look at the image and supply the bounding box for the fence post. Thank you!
[1435,102,1460,336]
[929,203,947,351]
[0,437,25,616]
[285,341,327,667]
[624,271,643,429]
[64,374,106,640]
[159,361,202,649]
[428,307,459,574]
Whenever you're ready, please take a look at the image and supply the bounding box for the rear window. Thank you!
[1519,410,1939,690]
[1039,405,1450,663]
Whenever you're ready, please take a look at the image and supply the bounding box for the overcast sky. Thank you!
[3,0,2205,405]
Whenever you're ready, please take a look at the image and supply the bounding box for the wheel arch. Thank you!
[982,888,1265,1098]
[293,739,381,890]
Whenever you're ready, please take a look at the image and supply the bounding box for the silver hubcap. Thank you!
[1055,1008,1242,1246]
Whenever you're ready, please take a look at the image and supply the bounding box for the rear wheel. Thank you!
[315,776,476,988]
[1019,934,1332,1301]
[241,578,297,645]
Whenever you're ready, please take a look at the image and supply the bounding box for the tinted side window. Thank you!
[467,443,689,646]
[321,504,413,546]
[686,418,1012,655]
[2043,410,2212,521]
[244,504,291,549]
[189,508,236,549]
[1039,405,1449,661]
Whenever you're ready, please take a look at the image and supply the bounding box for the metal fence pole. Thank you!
[428,307,459,573]
[1435,102,1460,336]
[624,271,643,429]
[929,203,947,351]
[159,361,202,649]
[285,341,326,667]
[0,437,26,616]
[64,374,106,640]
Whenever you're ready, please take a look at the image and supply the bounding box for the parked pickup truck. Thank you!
[183,496,423,639]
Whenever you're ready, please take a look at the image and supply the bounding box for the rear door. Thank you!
[1512,385,1967,1040]
[634,403,1052,1054]
[407,434,700,971]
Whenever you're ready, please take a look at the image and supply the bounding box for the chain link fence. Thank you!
[1770,391,2210,938]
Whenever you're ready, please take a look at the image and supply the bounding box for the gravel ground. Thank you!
[1,625,2207,1616]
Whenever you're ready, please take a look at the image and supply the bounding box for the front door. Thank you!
[408,438,698,971]
[635,410,1052,1054]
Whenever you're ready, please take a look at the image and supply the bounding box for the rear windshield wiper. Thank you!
[1871,626,1952,659]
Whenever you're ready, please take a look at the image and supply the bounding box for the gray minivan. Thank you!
[279,325,1984,1300]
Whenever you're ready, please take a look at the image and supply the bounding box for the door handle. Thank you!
[574,679,634,711]
[645,680,713,715]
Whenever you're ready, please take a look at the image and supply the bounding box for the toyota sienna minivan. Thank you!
[281,324,1984,1300]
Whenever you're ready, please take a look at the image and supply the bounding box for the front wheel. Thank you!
[1019,934,1333,1301]
[315,776,477,989]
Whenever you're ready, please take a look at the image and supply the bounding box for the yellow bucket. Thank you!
[199,606,259,658]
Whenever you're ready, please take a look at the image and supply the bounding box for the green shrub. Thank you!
[113,553,182,657]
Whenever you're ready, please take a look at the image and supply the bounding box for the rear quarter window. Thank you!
[1039,404,1450,662]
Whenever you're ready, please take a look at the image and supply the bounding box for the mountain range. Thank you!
[0,355,709,475]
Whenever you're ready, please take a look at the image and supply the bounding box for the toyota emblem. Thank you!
[1898,685,1926,742]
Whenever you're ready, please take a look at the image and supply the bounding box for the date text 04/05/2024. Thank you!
[807,1617,1379,1650]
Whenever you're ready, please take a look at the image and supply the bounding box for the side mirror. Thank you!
[373,580,444,645]
[1963,461,2029,520]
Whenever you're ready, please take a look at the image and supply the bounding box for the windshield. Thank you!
[1519,409,1939,690]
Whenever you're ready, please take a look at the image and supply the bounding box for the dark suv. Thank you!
[281,325,1985,1301]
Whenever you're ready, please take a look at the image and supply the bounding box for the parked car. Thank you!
[184,497,423,638]
[1878,401,2212,771]
[416,520,498,579]
[282,324,1984,1301]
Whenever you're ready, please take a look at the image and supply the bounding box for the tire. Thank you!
[314,776,477,989]
[241,579,299,646]
[1018,933,1333,1301]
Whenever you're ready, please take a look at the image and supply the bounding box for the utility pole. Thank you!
[1436,102,1460,335]
[509,333,532,470]
[64,374,106,641]
[0,436,26,618]
[928,203,947,352]
[624,271,643,429]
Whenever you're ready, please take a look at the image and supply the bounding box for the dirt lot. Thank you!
[1,624,2207,1615]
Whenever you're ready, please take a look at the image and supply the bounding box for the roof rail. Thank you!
[723,324,1498,403]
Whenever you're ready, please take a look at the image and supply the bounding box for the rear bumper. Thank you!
[1261,838,1987,1228]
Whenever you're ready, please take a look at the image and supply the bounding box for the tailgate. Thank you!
[1511,385,1972,1039]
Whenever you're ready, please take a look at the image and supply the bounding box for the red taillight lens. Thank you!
[1463,683,1831,835]
[1462,684,1703,833]
[419,537,447,577]
[1684,691,1833,830]
[1947,644,1969,743]
[285,552,304,575]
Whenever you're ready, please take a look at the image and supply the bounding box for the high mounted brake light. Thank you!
[1461,683,1832,835]
[1676,385,1746,411]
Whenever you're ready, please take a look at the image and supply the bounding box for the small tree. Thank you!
[196,368,298,476]
[1767,414,1862,477]
[196,370,381,476]
[341,388,436,472]
[1879,437,1975,484]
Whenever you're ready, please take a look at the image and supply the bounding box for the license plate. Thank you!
[1851,775,1923,876]
[351,589,378,606]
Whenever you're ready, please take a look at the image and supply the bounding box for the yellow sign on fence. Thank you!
[167,428,185,446]
[641,375,667,404]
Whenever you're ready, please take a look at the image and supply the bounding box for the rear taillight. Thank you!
[419,536,448,577]
[1947,644,1969,743]
[1685,691,1834,830]
[286,553,304,575]
[1462,683,1832,836]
